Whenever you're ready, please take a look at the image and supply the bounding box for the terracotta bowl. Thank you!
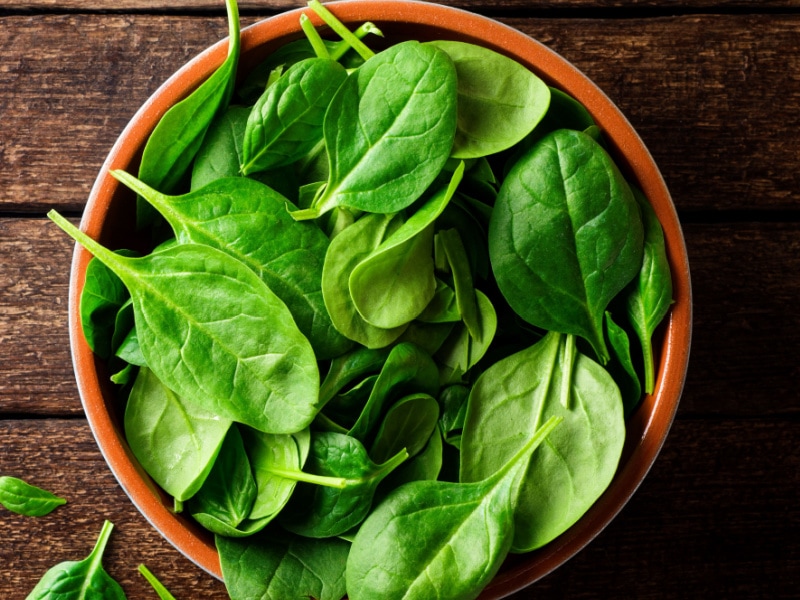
[68,1,692,597]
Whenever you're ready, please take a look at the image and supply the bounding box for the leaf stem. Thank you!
[643,336,656,395]
[138,563,177,600]
[265,467,348,489]
[559,334,577,410]
[47,211,130,280]
[300,13,331,59]
[87,520,115,572]
[307,0,375,61]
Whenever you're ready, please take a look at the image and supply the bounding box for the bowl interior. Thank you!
[69,1,692,597]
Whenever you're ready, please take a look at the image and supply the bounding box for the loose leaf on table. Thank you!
[369,393,440,464]
[427,40,550,159]
[49,211,320,434]
[218,528,349,600]
[605,311,643,415]
[624,187,674,394]
[321,212,409,348]
[349,163,464,329]
[293,40,457,220]
[460,331,625,552]
[26,520,126,600]
[241,58,348,175]
[0,476,66,517]
[281,432,408,538]
[489,128,644,364]
[112,170,350,359]
[188,426,257,536]
[138,564,177,600]
[346,416,561,600]
[124,367,231,502]
[136,0,240,228]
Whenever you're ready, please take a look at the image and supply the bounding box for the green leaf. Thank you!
[427,40,550,159]
[136,0,240,227]
[460,332,625,551]
[113,170,351,360]
[625,187,674,394]
[489,129,644,363]
[605,311,643,415]
[369,393,440,464]
[26,520,126,600]
[281,432,408,538]
[217,528,349,600]
[241,58,347,175]
[0,476,66,517]
[80,254,134,359]
[124,367,231,502]
[49,210,320,434]
[346,416,561,600]
[296,40,457,220]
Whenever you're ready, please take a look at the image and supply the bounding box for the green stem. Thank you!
[300,13,331,59]
[495,415,562,483]
[559,334,577,410]
[48,211,132,280]
[367,447,410,484]
[643,336,656,395]
[87,520,115,571]
[138,563,177,600]
[223,0,241,106]
[328,21,383,61]
[265,467,347,489]
[307,0,375,61]
[110,170,177,231]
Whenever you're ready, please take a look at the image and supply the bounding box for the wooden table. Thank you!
[1,0,798,597]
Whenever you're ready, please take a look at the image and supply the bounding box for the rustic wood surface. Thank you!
[1,1,798,598]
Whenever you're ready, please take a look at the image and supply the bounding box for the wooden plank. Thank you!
[0,418,796,598]
[1,14,799,213]
[1,0,799,12]
[2,217,800,417]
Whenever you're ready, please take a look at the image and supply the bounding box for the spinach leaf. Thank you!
[113,170,350,359]
[241,58,347,175]
[605,310,643,415]
[349,164,464,329]
[190,105,250,190]
[138,564,176,600]
[26,520,126,600]
[346,416,561,600]
[124,367,231,502]
[80,256,129,359]
[281,432,408,538]
[460,331,625,552]
[188,426,257,536]
[489,129,644,363]
[293,40,457,220]
[427,40,550,159]
[347,342,439,443]
[217,528,349,600]
[49,210,319,434]
[321,212,409,348]
[437,228,481,341]
[319,346,391,407]
[0,476,66,517]
[625,187,674,394]
[438,384,470,448]
[417,280,461,324]
[136,0,240,227]
[369,393,440,464]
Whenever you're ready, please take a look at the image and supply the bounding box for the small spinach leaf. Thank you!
[0,476,66,517]
[369,393,440,464]
[605,310,643,415]
[26,520,126,600]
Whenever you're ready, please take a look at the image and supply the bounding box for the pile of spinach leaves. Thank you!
[49,1,673,598]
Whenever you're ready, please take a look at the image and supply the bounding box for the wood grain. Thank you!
[2,0,800,12]
[1,418,796,598]
[3,217,798,418]
[0,14,798,213]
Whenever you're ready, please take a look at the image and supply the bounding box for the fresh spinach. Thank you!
[369,393,440,464]
[460,331,625,551]
[50,210,320,434]
[26,520,126,600]
[292,40,457,220]
[605,310,643,415]
[428,40,550,159]
[241,58,347,175]
[124,367,231,502]
[625,187,674,394]
[346,416,561,600]
[80,256,129,359]
[489,128,644,363]
[136,0,239,228]
[0,476,66,517]
[217,528,349,600]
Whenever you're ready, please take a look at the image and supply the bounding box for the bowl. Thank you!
[67,1,692,596]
